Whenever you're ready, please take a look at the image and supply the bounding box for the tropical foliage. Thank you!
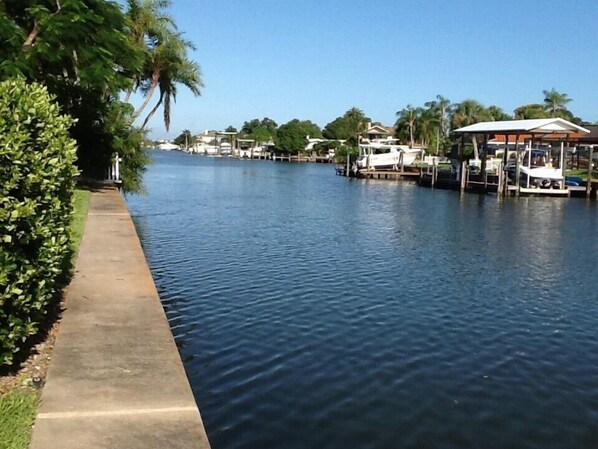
[323,107,370,145]
[0,0,200,192]
[543,88,572,118]
[276,119,322,153]
[241,117,278,144]
[0,79,78,366]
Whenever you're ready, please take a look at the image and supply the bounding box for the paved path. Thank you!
[30,188,210,449]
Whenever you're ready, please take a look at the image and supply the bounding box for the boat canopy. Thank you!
[454,118,590,135]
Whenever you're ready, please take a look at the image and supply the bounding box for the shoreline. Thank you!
[28,187,210,449]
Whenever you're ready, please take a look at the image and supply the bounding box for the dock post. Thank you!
[460,161,466,192]
[346,155,350,178]
[515,147,521,197]
[431,164,436,188]
[587,145,594,197]
[497,161,504,196]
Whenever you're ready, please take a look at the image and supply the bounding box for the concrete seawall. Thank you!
[30,188,210,449]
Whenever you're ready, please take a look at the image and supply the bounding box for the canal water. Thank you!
[126,150,598,449]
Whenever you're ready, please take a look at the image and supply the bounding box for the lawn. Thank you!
[0,187,90,449]
[566,169,598,180]
[0,391,39,449]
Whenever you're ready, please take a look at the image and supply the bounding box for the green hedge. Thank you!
[0,79,78,366]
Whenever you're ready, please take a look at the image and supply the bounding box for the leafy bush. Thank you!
[0,78,78,366]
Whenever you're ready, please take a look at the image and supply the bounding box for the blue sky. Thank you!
[133,0,598,139]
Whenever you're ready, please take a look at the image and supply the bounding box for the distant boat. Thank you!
[356,140,422,170]
[157,142,179,151]
[220,141,232,157]
[239,146,264,158]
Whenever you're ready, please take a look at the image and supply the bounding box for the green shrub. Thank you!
[0,78,78,366]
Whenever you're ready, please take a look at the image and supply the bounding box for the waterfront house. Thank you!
[361,122,396,143]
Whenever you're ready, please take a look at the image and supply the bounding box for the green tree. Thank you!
[322,116,354,140]
[0,0,149,192]
[241,117,277,144]
[415,107,438,150]
[345,107,369,145]
[543,88,573,118]
[451,99,492,160]
[174,129,193,146]
[513,103,548,119]
[123,0,175,103]
[124,0,203,132]
[138,34,203,131]
[486,105,511,121]
[0,79,78,365]
[395,105,421,148]
[424,95,450,154]
[323,107,370,145]
[276,119,322,154]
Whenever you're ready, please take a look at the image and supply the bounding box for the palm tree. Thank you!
[486,105,511,121]
[124,0,175,103]
[395,105,421,148]
[141,52,202,131]
[424,94,450,154]
[344,107,368,144]
[451,99,491,160]
[416,108,439,150]
[513,103,548,119]
[543,88,572,118]
[125,0,203,131]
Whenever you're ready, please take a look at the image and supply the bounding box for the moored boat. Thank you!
[506,148,563,188]
[356,140,423,170]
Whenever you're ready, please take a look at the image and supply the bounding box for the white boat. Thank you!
[506,148,563,188]
[157,142,179,151]
[193,144,219,156]
[219,141,232,157]
[239,146,264,158]
[356,140,422,170]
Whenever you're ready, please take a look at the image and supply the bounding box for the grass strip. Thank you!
[0,390,39,449]
[71,188,91,256]
[565,169,598,180]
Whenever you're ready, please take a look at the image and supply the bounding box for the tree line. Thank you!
[174,88,586,160]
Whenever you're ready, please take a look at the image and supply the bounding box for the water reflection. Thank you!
[127,151,598,449]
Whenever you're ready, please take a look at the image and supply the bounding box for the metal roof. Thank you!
[454,118,590,135]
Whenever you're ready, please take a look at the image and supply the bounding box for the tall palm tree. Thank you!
[141,52,202,131]
[424,94,450,154]
[416,108,439,149]
[345,107,368,144]
[395,105,421,148]
[125,0,203,131]
[124,0,175,103]
[543,88,572,118]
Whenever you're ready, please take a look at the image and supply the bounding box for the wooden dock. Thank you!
[358,169,420,180]
[332,156,597,200]
[416,164,596,198]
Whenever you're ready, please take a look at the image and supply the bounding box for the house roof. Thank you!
[365,125,392,135]
[455,118,590,135]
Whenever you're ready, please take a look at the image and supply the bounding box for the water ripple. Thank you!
[127,151,598,449]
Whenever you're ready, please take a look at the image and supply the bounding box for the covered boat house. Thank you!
[454,118,592,196]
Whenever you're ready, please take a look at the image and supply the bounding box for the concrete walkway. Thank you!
[30,188,210,449]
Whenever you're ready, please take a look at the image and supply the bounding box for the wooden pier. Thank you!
[417,163,596,198]
[358,169,420,180]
